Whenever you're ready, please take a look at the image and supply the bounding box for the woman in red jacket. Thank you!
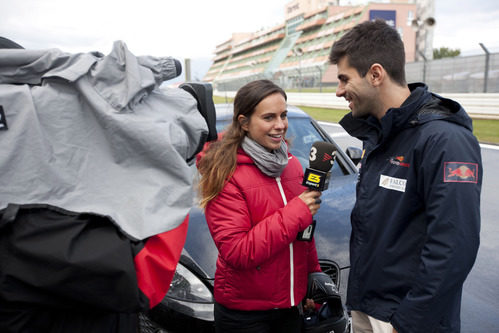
[197,80,322,332]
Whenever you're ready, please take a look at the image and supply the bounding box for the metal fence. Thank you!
[406,52,499,93]
[213,52,499,94]
[214,65,330,93]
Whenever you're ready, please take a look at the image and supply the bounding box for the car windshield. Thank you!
[216,117,346,178]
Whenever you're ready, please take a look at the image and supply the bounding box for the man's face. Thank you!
[335,57,378,118]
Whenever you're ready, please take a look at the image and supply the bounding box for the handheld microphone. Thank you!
[297,141,336,242]
[302,141,336,192]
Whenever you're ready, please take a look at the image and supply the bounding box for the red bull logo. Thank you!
[389,155,410,168]
[444,162,478,183]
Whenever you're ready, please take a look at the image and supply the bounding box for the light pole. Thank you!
[222,82,228,103]
[315,65,323,92]
[412,17,436,62]
[184,58,191,82]
[272,70,284,87]
[479,43,490,93]
[292,47,304,91]
[248,60,257,83]
[418,51,427,83]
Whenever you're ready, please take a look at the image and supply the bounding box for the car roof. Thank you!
[215,103,310,121]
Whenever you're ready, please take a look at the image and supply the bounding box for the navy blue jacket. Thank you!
[340,83,482,333]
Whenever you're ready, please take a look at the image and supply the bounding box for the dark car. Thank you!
[148,104,360,332]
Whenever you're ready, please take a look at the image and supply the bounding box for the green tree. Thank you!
[433,47,461,59]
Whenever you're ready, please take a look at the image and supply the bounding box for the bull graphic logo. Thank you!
[444,162,478,183]
[389,155,410,168]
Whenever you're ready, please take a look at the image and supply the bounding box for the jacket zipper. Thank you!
[275,176,295,307]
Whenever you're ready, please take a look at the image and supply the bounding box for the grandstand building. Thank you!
[203,0,422,91]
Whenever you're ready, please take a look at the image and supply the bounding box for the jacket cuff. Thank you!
[287,196,313,231]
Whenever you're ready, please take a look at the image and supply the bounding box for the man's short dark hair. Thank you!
[329,19,406,86]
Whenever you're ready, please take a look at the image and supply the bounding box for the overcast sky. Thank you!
[1,0,498,70]
[433,0,499,55]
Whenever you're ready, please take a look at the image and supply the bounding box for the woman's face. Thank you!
[240,92,288,151]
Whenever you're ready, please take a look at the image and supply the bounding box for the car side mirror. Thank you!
[346,147,363,166]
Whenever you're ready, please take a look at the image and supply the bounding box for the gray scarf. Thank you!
[241,136,288,177]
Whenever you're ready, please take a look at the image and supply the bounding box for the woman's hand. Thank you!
[298,190,322,216]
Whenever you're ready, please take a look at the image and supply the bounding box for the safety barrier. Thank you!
[438,93,499,119]
[214,91,499,120]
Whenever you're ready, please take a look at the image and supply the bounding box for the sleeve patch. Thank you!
[443,162,478,183]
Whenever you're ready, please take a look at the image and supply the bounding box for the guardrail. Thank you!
[438,93,499,119]
[214,91,499,120]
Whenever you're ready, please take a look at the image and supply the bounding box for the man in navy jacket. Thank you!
[329,20,482,333]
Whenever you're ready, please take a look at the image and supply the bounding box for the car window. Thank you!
[216,120,230,133]
[215,117,348,177]
[286,117,346,177]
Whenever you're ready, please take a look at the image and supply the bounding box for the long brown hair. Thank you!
[197,80,287,208]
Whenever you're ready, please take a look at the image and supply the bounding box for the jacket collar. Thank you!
[340,83,433,145]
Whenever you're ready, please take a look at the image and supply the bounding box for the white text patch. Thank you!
[379,174,407,192]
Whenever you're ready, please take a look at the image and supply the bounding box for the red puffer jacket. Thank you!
[205,148,321,311]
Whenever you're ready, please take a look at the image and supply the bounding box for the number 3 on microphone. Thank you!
[309,146,317,161]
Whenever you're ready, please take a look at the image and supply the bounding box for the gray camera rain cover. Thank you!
[0,41,208,240]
